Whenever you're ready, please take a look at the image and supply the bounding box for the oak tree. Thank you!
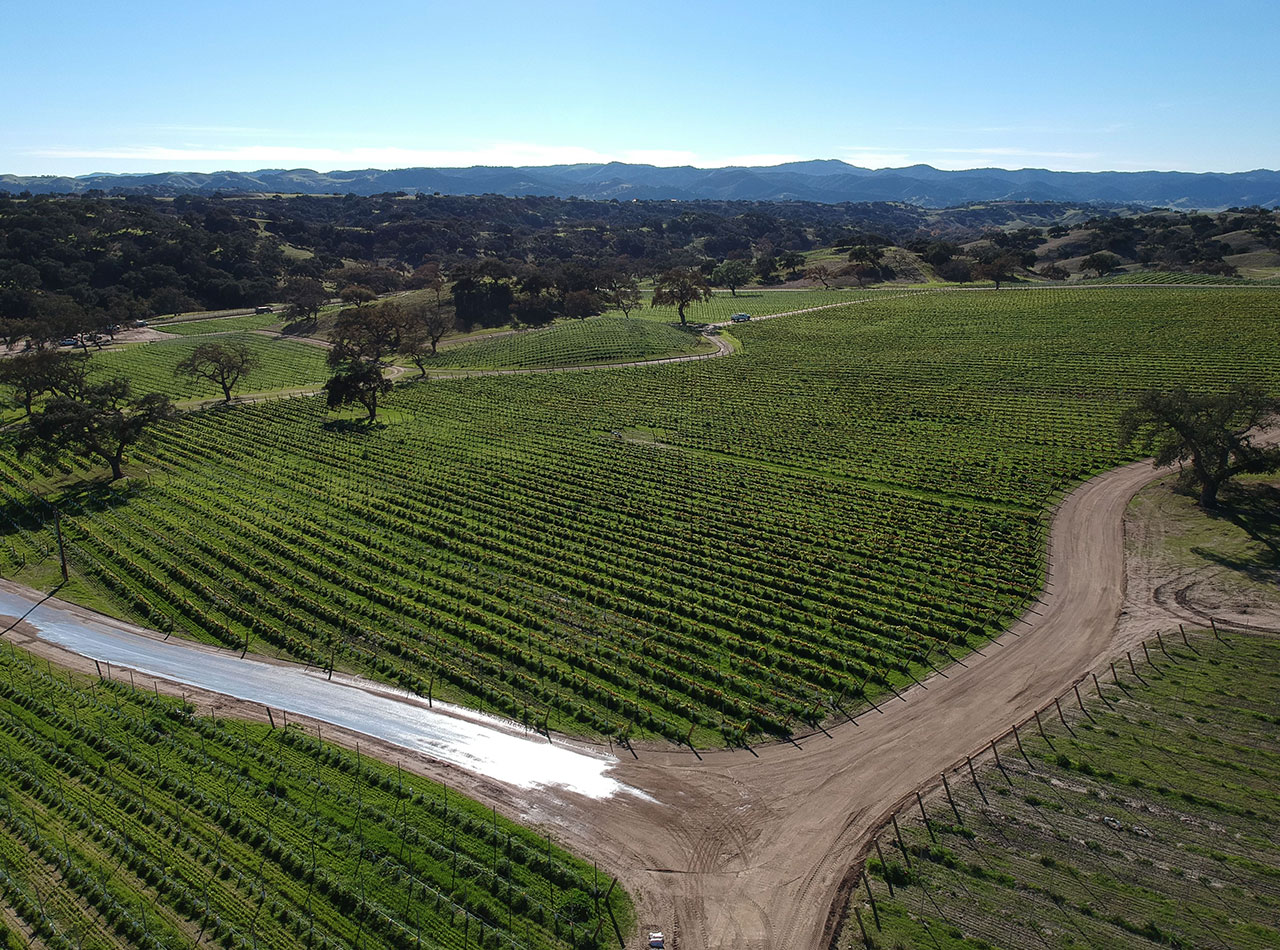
[1120,386,1280,508]
[175,340,258,402]
[651,268,712,326]
[19,379,176,481]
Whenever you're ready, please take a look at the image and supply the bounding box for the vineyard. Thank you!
[0,645,632,950]
[87,334,331,401]
[427,318,713,371]
[849,630,1280,950]
[152,313,284,336]
[1084,271,1275,285]
[1,288,1278,747]
[628,287,880,323]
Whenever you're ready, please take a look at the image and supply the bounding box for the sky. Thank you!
[4,0,1279,177]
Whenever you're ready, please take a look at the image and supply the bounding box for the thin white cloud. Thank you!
[719,153,809,167]
[616,149,701,166]
[838,144,1106,171]
[30,143,619,168]
[934,147,1101,161]
[154,125,283,136]
[29,141,819,173]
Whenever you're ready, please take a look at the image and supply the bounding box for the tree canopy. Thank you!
[711,260,753,296]
[175,340,258,403]
[1119,386,1280,508]
[18,378,176,481]
[651,268,712,326]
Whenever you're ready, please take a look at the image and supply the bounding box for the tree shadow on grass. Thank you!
[1193,482,1280,581]
[0,476,139,543]
[320,418,384,434]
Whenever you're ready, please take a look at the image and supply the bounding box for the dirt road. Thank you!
[509,456,1171,950]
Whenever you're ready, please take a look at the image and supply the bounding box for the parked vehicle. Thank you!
[730,313,751,323]
[648,932,665,948]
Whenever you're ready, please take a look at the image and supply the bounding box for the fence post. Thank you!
[1012,723,1032,766]
[966,755,989,805]
[941,772,963,825]
[991,738,1012,784]
[916,791,936,842]
[891,814,912,868]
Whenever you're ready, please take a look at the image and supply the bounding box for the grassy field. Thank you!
[426,317,714,370]
[89,334,331,401]
[152,312,284,336]
[1128,473,1280,616]
[0,645,632,950]
[1,288,1278,747]
[846,630,1280,950]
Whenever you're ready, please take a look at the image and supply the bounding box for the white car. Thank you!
[648,933,665,949]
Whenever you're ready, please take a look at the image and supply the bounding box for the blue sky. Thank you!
[5,0,1278,176]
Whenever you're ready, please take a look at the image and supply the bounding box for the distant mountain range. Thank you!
[4,160,1279,209]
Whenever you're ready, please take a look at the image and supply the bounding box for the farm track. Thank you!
[3,288,1274,948]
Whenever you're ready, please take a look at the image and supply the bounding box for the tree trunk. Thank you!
[109,449,124,481]
[221,381,233,402]
[677,303,687,326]
[1198,483,1218,514]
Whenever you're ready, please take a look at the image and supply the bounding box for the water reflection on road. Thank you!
[0,588,637,800]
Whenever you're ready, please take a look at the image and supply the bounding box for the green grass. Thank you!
[1128,474,1280,611]
[0,646,631,950]
[0,288,1277,747]
[849,631,1280,950]
[426,317,713,370]
[88,334,331,401]
[153,312,283,336]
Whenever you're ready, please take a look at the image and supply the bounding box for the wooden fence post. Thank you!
[863,871,882,930]
[1012,723,1032,767]
[916,791,936,842]
[874,839,895,896]
[991,738,1012,784]
[1054,697,1075,736]
[891,814,912,868]
[853,906,872,948]
[1073,683,1093,721]
[941,772,963,825]
[966,755,989,805]
[1092,673,1110,707]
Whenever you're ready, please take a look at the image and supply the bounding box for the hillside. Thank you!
[5,162,1280,210]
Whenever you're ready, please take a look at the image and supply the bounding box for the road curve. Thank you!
[527,456,1171,950]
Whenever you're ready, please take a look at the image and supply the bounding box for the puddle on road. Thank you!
[0,589,645,801]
